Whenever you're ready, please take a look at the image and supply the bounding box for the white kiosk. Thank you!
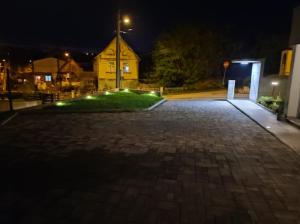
[229,59,265,102]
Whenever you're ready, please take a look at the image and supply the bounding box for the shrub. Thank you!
[185,80,224,91]
[258,96,284,113]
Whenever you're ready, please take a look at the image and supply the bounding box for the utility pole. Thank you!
[30,59,35,76]
[116,9,121,89]
[4,61,13,111]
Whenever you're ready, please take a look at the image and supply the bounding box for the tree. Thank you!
[151,26,222,87]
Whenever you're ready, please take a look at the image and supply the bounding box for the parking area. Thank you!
[1,100,300,224]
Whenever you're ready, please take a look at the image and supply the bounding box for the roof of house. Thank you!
[96,36,140,61]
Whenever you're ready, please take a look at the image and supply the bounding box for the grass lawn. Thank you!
[45,91,163,112]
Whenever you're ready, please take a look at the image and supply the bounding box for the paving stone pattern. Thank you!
[1,100,300,224]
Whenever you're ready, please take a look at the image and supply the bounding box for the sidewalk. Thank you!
[229,99,300,154]
[165,90,251,100]
[165,89,227,100]
[0,100,42,112]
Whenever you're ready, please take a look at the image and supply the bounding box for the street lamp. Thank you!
[222,61,230,85]
[123,16,130,25]
[116,11,131,89]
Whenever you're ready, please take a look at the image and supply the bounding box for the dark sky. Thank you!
[1,0,300,53]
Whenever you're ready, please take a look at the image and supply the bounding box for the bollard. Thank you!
[277,101,286,121]
[160,87,164,97]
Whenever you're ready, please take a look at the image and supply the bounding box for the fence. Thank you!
[0,91,60,104]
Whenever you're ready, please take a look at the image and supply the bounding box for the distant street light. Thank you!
[64,52,70,57]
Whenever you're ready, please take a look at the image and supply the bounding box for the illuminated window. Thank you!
[108,62,115,72]
[45,75,52,82]
[123,62,130,73]
[35,76,41,84]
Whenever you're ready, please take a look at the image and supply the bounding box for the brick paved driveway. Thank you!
[1,100,300,224]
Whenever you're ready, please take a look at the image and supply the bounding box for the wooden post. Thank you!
[5,65,13,111]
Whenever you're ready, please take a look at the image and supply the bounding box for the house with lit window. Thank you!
[32,57,83,91]
[94,37,140,90]
[0,62,6,92]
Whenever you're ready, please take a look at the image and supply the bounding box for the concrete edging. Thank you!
[0,112,18,126]
[146,99,167,111]
[287,118,300,129]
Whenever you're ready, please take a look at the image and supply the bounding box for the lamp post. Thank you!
[116,10,121,89]
[3,60,13,111]
[271,81,279,98]
[116,11,131,89]
[222,61,230,85]
[56,52,70,91]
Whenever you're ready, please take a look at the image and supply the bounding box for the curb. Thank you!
[146,99,167,111]
[287,118,300,130]
[0,112,18,126]
[227,100,297,152]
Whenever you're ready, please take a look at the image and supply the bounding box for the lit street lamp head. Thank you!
[64,52,70,57]
[123,16,130,25]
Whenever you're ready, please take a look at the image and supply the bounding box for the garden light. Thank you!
[86,95,93,99]
[56,102,65,106]
[148,91,158,97]
[105,91,113,95]
[124,88,129,92]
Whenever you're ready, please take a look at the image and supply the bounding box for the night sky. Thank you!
[1,0,300,53]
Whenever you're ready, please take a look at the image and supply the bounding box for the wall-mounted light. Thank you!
[271,81,279,86]
[241,62,249,65]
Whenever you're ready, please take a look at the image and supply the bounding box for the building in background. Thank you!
[0,61,6,92]
[32,57,83,91]
[94,37,140,90]
[263,5,300,118]
[285,5,300,118]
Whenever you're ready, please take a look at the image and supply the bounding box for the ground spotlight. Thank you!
[56,102,65,106]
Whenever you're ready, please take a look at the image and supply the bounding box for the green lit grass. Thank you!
[46,91,163,112]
